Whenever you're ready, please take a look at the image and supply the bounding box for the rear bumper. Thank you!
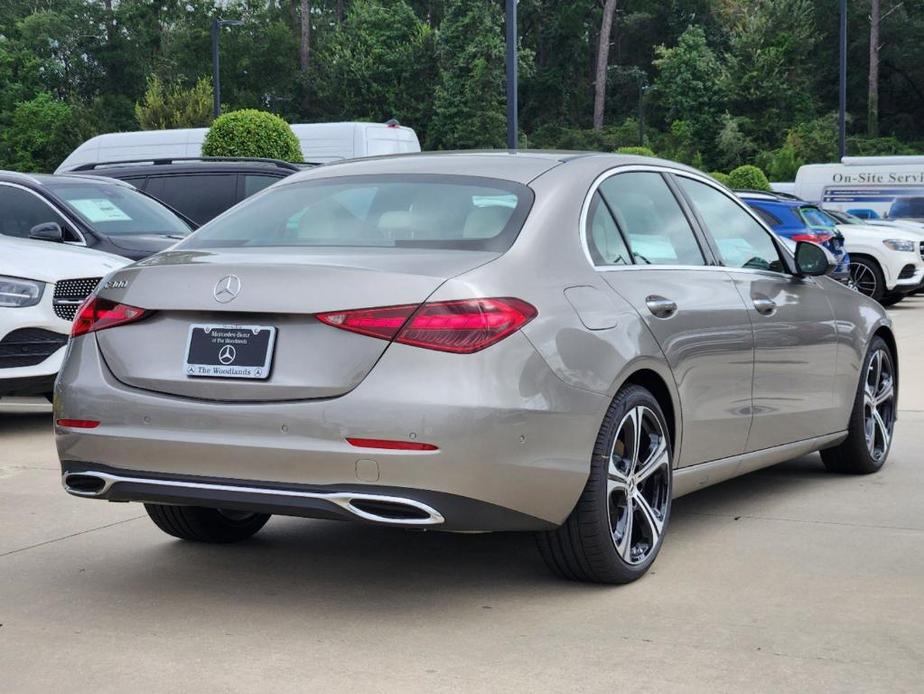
[55,331,607,529]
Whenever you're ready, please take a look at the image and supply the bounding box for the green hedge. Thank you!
[727,164,771,191]
[202,109,302,162]
[709,171,731,186]
[615,146,657,157]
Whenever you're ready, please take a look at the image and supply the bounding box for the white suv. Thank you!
[0,235,128,399]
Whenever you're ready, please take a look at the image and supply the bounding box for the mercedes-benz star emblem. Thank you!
[218,345,237,365]
[213,274,241,303]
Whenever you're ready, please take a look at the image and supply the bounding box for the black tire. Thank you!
[145,504,270,543]
[536,384,672,584]
[821,336,896,475]
[848,256,885,302]
[880,293,904,307]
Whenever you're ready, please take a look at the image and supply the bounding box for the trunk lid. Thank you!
[94,247,498,401]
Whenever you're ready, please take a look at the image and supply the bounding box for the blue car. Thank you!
[738,192,850,278]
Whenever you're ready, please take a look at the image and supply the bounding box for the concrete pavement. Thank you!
[2,296,923,693]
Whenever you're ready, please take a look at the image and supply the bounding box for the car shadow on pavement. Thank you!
[65,455,838,607]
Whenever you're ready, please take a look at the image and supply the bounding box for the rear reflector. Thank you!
[71,296,149,337]
[346,437,438,451]
[317,297,537,354]
[791,232,833,244]
[56,419,100,429]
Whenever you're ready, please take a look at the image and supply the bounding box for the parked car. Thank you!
[55,121,421,172]
[0,171,192,260]
[56,152,897,584]
[71,157,302,225]
[888,196,924,223]
[741,191,923,304]
[0,235,128,399]
[738,192,850,277]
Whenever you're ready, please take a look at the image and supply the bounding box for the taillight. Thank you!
[791,232,833,244]
[317,297,537,354]
[71,296,149,337]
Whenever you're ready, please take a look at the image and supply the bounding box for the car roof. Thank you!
[739,192,811,208]
[282,150,705,185]
[0,170,137,188]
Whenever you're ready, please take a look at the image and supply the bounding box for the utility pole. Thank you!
[505,0,518,150]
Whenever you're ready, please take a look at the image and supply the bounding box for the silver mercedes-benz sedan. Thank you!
[55,152,897,584]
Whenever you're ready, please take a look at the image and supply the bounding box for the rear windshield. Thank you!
[45,180,191,236]
[178,175,533,252]
[889,197,924,219]
[799,206,837,229]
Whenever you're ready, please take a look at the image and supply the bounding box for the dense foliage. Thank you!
[202,109,303,162]
[0,0,921,174]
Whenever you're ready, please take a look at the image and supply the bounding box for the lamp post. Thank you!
[212,18,245,119]
[838,0,847,160]
[505,0,518,150]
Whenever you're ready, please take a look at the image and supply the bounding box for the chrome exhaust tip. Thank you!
[337,494,444,525]
[62,471,115,497]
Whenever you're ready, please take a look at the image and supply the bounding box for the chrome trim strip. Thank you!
[62,471,446,526]
[672,431,848,498]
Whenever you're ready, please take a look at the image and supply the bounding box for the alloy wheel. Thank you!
[863,349,895,462]
[849,261,878,297]
[606,406,671,565]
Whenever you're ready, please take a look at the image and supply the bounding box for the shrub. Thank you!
[727,164,771,191]
[709,171,730,186]
[202,109,302,162]
[616,146,656,157]
[135,76,213,130]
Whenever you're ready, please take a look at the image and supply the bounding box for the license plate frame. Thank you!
[184,323,277,380]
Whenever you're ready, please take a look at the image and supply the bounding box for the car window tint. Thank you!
[585,192,631,266]
[799,206,837,229]
[243,174,281,198]
[679,177,784,273]
[147,174,237,224]
[0,185,68,238]
[599,172,705,266]
[750,206,781,227]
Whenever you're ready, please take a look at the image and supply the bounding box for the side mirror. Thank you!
[29,222,64,243]
[794,241,836,277]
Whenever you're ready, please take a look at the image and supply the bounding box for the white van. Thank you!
[793,156,924,221]
[55,121,421,172]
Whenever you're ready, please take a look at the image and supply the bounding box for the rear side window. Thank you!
[244,174,282,197]
[679,178,784,272]
[146,174,237,224]
[750,205,781,227]
[586,192,631,266]
[598,172,705,266]
[0,185,68,238]
[180,175,533,252]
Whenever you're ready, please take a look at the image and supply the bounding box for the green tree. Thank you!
[319,0,436,130]
[3,93,79,172]
[202,109,303,162]
[427,0,507,149]
[135,76,213,130]
[654,25,724,157]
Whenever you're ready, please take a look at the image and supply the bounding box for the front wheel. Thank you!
[849,257,886,302]
[536,384,672,584]
[821,336,896,474]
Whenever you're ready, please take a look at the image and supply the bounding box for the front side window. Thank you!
[45,181,190,236]
[0,185,68,238]
[179,175,533,252]
[679,177,784,272]
[598,172,705,266]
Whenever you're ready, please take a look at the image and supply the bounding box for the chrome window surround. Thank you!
[579,164,797,279]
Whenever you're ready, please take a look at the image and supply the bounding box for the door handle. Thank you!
[752,296,776,315]
[645,295,677,319]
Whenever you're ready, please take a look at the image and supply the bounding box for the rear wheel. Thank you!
[536,384,672,584]
[145,504,270,542]
[880,293,904,307]
[848,256,885,302]
[821,336,896,474]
